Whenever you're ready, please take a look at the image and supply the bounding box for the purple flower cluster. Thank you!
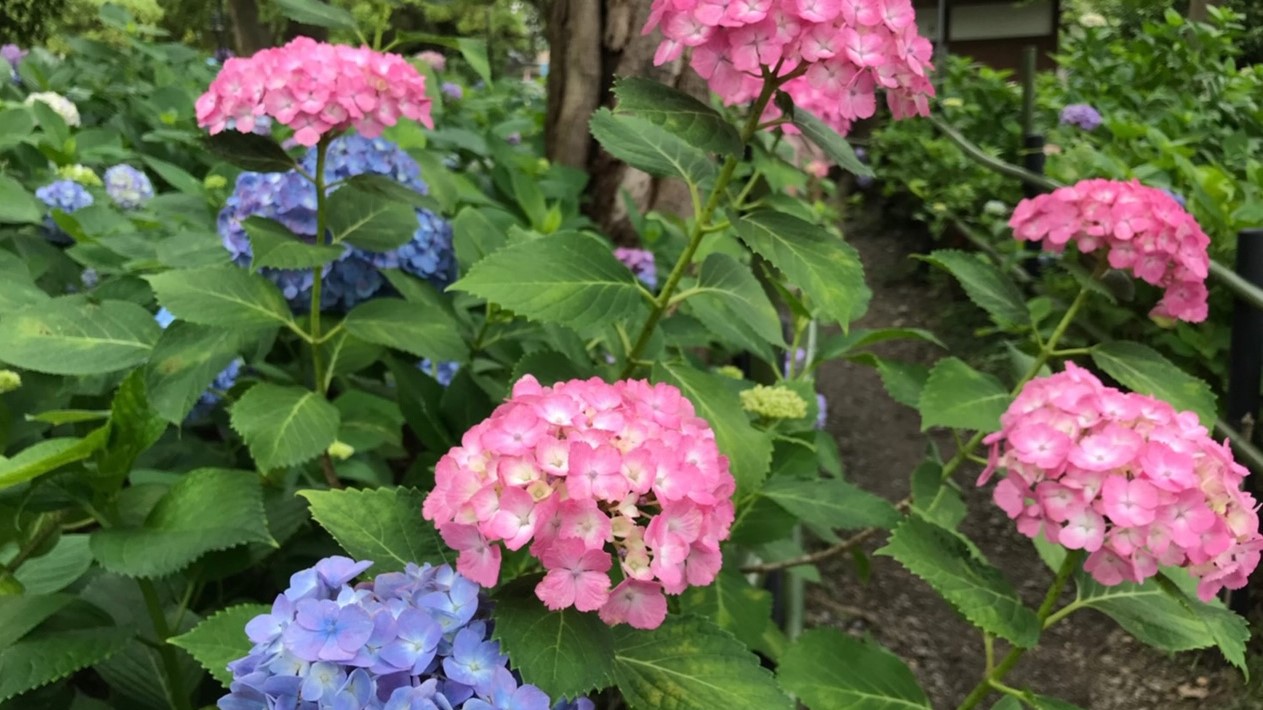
[1059,103,1103,132]
[220,557,556,710]
[156,308,242,419]
[613,248,656,290]
[1,44,24,81]
[441,83,463,101]
[36,179,94,243]
[104,164,155,210]
[418,359,461,388]
[218,134,456,312]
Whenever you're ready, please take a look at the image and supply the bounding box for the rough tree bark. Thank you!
[226,0,272,55]
[545,0,709,243]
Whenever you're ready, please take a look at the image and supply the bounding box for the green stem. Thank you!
[617,71,783,379]
[138,578,192,710]
[939,286,1093,483]
[310,137,331,396]
[954,550,1084,710]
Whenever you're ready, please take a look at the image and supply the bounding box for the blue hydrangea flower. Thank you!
[613,248,656,290]
[154,308,242,419]
[35,179,93,243]
[221,557,555,710]
[441,83,463,101]
[1059,103,1103,131]
[218,134,456,313]
[418,360,461,388]
[103,164,155,209]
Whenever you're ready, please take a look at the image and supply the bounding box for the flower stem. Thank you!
[310,137,331,396]
[617,71,783,379]
[954,550,1084,710]
[138,578,192,710]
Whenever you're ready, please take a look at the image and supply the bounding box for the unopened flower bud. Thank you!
[739,385,808,420]
[326,440,354,461]
[0,370,21,394]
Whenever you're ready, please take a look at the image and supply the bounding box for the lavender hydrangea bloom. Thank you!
[104,164,155,209]
[419,359,461,387]
[1059,103,1103,131]
[154,308,243,418]
[218,134,456,313]
[220,558,555,710]
[35,179,94,243]
[441,83,463,100]
[1,44,25,81]
[815,392,828,430]
[613,248,656,289]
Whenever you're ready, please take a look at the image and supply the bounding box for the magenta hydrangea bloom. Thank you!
[196,36,434,146]
[1009,178,1212,323]
[979,363,1262,601]
[424,375,737,630]
[644,0,935,134]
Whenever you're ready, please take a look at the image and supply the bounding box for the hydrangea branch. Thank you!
[309,136,332,396]
[139,576,193,710]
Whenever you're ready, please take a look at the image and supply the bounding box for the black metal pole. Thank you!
[1226,228,1263,613]
[1021,133,1047,276]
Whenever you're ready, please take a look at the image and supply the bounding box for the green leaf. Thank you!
[140,156,203,196]
[206,131,296,173]
[30,99,68,148]
[877,516,1040,647]
[816,327,945,363]
[918,357,1009,432]
[340,174,436,210]
[778,628,930,710]
[653,361,773,499]
[230,384,341,471]
[791,108,874,177]
[326,188,420,251]
[457,38,493,86]
[589,109,715,184]
[0,176,42,225]
[168,604,269,689]
[613,77,742,156]
[848,353,930,409]
[679,569,773,649]
[386,356,454,451]
[1091,341,1216,427]
[734,210,870,329]
[760,478,900,542]
[0,298,160,375]
[1030,696,1087,710]
[13,535,93,595]
[0,594,73,648]
[611,616,790,710]
[0,108,35,151]
[145,322,249,423]
[452,207,511,271]
[90,469,274,577]
[244,216,344,271]
[685,253,785,355]
[921,250,1028,328]
[334,391,404,452]
[0,268,49,312]
[491,584,615,698]
[0,429,110,491]
[147,266,295,331]
[273,0,357,29]
[452,232,645,330]
[343,298,466,361]
[910,460,967,529]
[93,371,168,490]
[299,487,449,574]
[0,628,131,702]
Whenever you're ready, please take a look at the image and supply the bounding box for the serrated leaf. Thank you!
[169,604,270,689]
[206,131,296,173]
[335,391,404,452]
[613,77,741,156]
[147,266,295,330]
[760,478,899,543]
[0,594,73,648]
[653,361,773,500]
[909,460,966,529]
[230,384,340,471]
[452,232,645,330]
[299,487,449,574]
[326,188,419,251]
[791,109,874,178]
[0,429,110,491]
[92,371,168,490]
[451,207,511,271]
[921,250,1029,328]
[918,357,1009,432]
[612,615,791,710]
[244,216,344,271]
[847,353,931,409]
[0,628,131,702]
[0,298,160,375]
[778,628,930,710]
[734,210,870,329]
[685,253,785,356]
[90,469,274,577]
[13,535,93,595]
[343,298,466,361]
[340,174,435,210]
[491,583,615,698]
[679,569,773,649]
[1091,341,1216,427]
[589,109,715,184]
[877,516,1040,647]
[145,322,250,423]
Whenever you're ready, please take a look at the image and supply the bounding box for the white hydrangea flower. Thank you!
[24,91,80,127]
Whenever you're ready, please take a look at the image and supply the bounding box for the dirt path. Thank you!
[808,208,1256,709]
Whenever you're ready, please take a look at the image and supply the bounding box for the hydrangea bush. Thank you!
[0,2,1256,710]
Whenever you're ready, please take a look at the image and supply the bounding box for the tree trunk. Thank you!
[225,0,272,55]
[545,0,708,243]
[1187,0,1212,22]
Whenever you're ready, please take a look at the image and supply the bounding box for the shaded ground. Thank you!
[808,206,1261,709]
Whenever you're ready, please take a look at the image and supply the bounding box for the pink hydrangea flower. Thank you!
[1008,178,1211,323]
[196,37,433,147]
[644,0,934,135]
[424,376,736,630]
[980,363,1262,601]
